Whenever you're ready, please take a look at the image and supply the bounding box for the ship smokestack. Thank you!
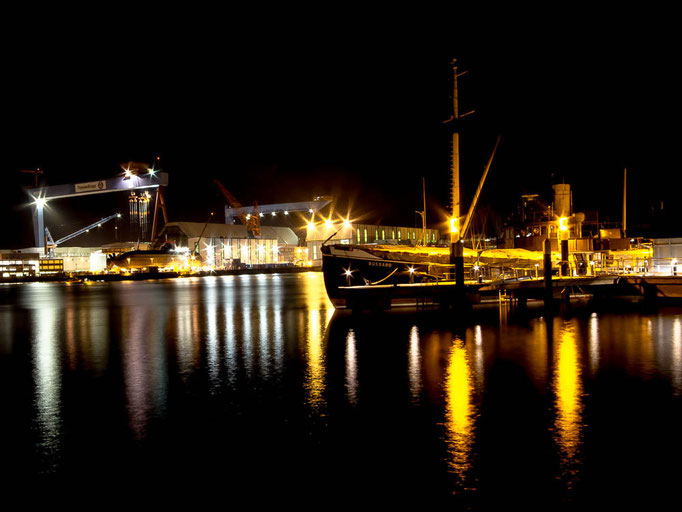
[552,183,572,218]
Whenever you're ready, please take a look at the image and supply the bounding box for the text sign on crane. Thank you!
[75,180,107,193]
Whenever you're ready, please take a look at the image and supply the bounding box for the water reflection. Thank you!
[303,273,334,412]
[673,316,682,395]
[6,274,682,501]
[31,293,62,472]
[122,302,168,440]
[345,329,358,405]
[408,325,422,404]
[552,319,584,488]
[444,336,476,480]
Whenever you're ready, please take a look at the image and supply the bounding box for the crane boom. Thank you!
[213,179,261,238]
[48,213,122,246]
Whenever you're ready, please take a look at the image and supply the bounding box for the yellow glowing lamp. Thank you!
[324,219,333,229]
[559,217,569,232]
[450,217,459,233]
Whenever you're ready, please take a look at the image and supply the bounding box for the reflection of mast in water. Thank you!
[444,337,476,480]
[552,320,584,489]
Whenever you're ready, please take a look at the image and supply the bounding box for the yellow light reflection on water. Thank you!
[444,338,475,478]
[552,320,583,486]
[303,273,334,412]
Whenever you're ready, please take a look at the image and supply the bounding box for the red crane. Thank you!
[213,179,261,238]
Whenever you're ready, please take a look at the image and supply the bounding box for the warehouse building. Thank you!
[153,222,301,268]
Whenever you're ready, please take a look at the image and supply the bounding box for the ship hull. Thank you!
[321,244,442,308]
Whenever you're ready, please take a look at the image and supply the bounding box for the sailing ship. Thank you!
[321,60,550,308]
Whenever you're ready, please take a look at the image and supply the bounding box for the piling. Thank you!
[544,238,553,309]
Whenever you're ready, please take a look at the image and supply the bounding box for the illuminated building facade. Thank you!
[154,222,300,268]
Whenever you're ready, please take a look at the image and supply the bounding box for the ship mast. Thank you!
[448,59,470,286]
[451,59,461,243]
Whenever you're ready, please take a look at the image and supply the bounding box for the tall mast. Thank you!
[451,59,461,244]
[622,168,627,238]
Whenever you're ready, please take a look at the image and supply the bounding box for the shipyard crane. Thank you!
[193,212,214,258]
[44,213,122,255]
[213,179,261,238]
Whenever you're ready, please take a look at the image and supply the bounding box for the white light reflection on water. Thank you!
[241,299,254,378]
[205,280,220,391]
[122,301,168,440]
[345,329,358,405]
[408,325,422,404]
[31,295,62,471]
[552,319,584,490]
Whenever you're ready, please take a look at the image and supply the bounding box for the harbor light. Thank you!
[559,217,569,232]
[450,217,459,233]
[33,197,47,208]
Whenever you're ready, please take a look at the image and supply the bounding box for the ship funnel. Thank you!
[552,183,572,218]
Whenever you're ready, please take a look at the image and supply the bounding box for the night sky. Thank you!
[3,11,680,248]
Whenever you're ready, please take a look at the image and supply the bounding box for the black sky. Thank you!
[2,10,680,247]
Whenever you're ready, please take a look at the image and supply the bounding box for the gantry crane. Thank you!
[213,179,261,238]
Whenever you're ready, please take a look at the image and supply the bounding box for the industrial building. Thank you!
[153,222,300,268]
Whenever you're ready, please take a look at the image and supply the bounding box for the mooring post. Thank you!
[560,239,569,277]
[544,238,552,309]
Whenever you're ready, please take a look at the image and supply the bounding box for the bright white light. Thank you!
[408,266,415,274]
[34,197,47,208]
[308,208,314,213]
[246,214,251,220]
[259,212,264,217]
[324,219,333,229]
[284,210,289,215]
[271,212,276,216]
[343,219,351,228]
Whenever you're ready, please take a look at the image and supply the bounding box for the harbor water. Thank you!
[1,273,682,507]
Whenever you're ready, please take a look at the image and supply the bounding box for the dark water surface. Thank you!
[1,273,682,507]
